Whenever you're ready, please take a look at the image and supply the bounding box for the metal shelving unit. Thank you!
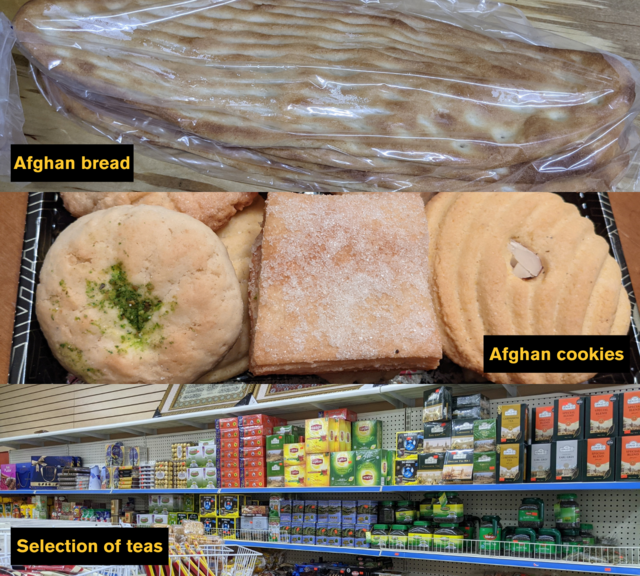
[7,482,640,495]
[3,383,640,576]
[226,540,640,575]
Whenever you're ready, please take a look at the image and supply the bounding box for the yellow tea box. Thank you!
[339,420,352,451]
[285,465,306,487]
[284,443,305,466]
[306,453,330,487]
[305,418,340,454]
[497,403,529,443]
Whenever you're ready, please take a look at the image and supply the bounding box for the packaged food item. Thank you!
[585,393,619,438]
[395,501,416,525]
[241,425,274,438]
[554,397,586,440]
[453,394,489,410]
[442,450,474,484]
[433,524,464,551]
[321,408,358,422]
[273,425,304,437]
[342,524,356,547]
[497,404,529,443]
[327,500,341,524]
[555,440,584,482]
[352,421,383,450]
[616,434,640,480]
[433,492,464,524]
[326,524,341,546]
[497,443,526,483]
[105,443,124,467]
[473,419,496,453]
[266,462,285,477]
[0,465,16,490]
[408,522,433,550]
[305,418,339,454]
[304,500,318,523]
[473,452,496,484]
[394,459,419,486]
[355,450,391,486]
[239,414,278,428]
[283,443,305,466]
[355,524,372,548]
[417,453,444,485]
[216,417,239,430]
[292,500,304,523]
[217,517,238,538]
[451,419,475,450]
[396,431,424,457]
[583,437,615,481]
[356,500,379,524]
[154,461,174,489]
[306,453,330,487]
[342,501,356,524]
[620,391,640,435]
[285,465,305,487]
[219,495,242,517]
[266,434,295,451]
[452,406,488,420]
[533,406,554,443]
[555,494,581,529]
[423,421,452,440]
[330,451,355,486]
[290,524,303,545]
[423,436,452,453]
[338,420,352,451]
[316,525,328,545]
[527,443,555,483]
[241,436,266,448]
[423,387,452,423]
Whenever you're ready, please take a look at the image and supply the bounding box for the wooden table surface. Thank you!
[1,0,640,191]
[0,192,639,384]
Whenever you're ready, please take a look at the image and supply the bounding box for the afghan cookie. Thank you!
[425,192,631,384]
[249,192,442,375]
[36,205,243,383]
[61,192,258,231]
[197,195,265,383]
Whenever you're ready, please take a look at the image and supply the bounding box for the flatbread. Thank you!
[14,0,635,186]
[425,192,631,385]
[61,192,258,231]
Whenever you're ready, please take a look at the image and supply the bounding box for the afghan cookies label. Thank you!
[483,335,629,374]
[11,144,133,182]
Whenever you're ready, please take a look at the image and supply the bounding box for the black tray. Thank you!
[8,192,640,384]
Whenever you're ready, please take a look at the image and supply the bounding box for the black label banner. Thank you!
[11,528,168,565]
[483,335,630,374]
[11,144,134,182]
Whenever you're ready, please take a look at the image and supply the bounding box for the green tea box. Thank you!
[352,421,383,450]
[330,451,356,486]
[355,450,391,486]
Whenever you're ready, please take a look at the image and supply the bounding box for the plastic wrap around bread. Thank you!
[425,192,632,385]
[13,0,640,191]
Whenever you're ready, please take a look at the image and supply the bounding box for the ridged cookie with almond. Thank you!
[425,192,631,384]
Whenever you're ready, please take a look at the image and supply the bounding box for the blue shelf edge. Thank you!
[7,482,640,495]
[230,540,640,575]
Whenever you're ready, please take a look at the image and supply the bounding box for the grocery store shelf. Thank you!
[7,482,640,496]
[0,384,432,448]
[227,540,640,575]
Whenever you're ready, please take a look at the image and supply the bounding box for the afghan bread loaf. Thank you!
[14,0,635,176]
[36,205,243,383]
[425,192,631,385]
[249,192,442,375]
[61,192,258,231]
[196,195,265,383]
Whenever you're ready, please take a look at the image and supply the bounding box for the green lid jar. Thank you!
[408,521,433,550]
[380,501,396,524]
[389,525,408,549]
[433,523,465,552]
[555,494,581,529]
[395,500,416,525]
[419,492,437,520]
[433,492,464,524]
[370,524,389,548]
[580,524,595,547]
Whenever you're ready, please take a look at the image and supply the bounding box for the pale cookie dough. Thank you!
[425,192,631,385]
[61,192,258,231]
[36,205,243,383]
[197,195,266,383]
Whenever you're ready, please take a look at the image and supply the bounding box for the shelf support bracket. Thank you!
[502,384,519,397]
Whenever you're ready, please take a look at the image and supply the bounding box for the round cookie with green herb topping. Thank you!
[36,205,243,383]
